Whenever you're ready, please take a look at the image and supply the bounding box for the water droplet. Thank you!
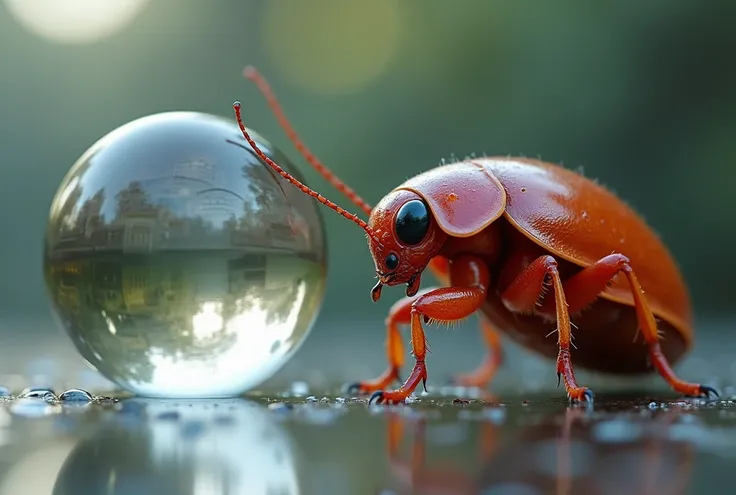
[19,387,55,400]
[43,112,327,399]
[0,386,9,397]
[59,388,93,403]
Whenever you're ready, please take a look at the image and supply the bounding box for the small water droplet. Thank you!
[59,388,93,403]
[0,386,9,397]
[20,387,55,400]
[305,395,318,403]
[648,401,658,409]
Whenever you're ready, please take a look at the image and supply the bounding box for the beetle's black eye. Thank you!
[385,253,399,271]
[395,199,430,246]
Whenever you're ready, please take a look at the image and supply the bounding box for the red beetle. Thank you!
[233,67,717,405]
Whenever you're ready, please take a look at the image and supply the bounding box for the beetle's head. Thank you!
[367,189,447,302]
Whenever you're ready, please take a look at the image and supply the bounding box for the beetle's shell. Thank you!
[484,157,692,345]
[414,158,692,373]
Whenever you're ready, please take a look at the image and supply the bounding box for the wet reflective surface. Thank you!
[0,390,733,495]
[42,112,327,397]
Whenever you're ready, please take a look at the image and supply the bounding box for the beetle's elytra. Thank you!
[233,66,717,405]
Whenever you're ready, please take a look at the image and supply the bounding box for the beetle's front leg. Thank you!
[346,288,437,395]
[370,255,489,405]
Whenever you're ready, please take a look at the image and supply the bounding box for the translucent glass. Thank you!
[43,112,327,398]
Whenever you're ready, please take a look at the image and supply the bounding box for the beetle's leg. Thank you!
[500,255,593,402]
[347,258,452,395]
[425,258,505,389]
[451,318,504,388]
[346,288,436,395]
[370,255,490,405]
[541,254,717,398]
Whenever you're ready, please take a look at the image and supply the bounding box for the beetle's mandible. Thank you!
[232,66,717,405]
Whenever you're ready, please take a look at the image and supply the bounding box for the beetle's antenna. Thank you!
[233,102,382,245]
[242,66,373,217]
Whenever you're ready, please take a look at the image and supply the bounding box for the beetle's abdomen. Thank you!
[482,157,692,348]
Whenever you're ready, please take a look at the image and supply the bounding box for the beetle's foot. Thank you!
[688,385,719,400]
[671,381,720,400]
[699,385,720,399]
[368,387,417,405]
[369,361,427,405]
[345,366,401,395]
[567,387,594,403]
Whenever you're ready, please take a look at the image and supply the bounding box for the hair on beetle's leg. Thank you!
[547,254,718,399]
[500,255,593,403]
[451,318,504,388]
[346,288,438,395]
[370,255,490,405]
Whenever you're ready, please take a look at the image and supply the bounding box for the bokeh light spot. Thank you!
[3,0,151,45]
[262,0,402,94]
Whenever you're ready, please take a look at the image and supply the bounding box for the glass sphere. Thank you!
[43,112,327,398]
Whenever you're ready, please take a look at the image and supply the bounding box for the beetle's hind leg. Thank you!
[451,318,505,388]
[540,254,718,399]
[500,255,593,403]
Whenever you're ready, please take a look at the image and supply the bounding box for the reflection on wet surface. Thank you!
[0,390,733,495]
[42,112,327,397]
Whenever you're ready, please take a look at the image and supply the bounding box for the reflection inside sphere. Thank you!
[43,112,326,397]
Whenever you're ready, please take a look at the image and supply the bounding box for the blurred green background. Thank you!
[0,0,734,392]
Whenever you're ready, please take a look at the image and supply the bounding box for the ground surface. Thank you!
[0,316,734,494]
[0,387,734,495]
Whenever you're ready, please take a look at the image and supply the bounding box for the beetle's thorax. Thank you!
[438,221,503,265]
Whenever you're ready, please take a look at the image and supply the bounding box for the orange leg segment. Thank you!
[500,255,593,402]
[346,288,435,395]
[370,255,490,405]
[544,254,716,398]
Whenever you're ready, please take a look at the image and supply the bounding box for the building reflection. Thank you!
[47,158,319,256]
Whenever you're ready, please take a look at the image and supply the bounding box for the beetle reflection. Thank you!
[383,407,694,495]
